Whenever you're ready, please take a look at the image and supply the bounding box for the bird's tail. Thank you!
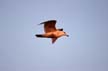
[35,34,44,38]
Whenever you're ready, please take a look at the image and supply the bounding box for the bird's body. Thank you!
[37,30,66,38]
[35,20,69,44]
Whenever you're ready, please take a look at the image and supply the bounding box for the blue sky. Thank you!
[0,0,108,71]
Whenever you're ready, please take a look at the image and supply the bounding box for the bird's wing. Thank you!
[40,20,57,33]
[58,28,63,31]
[52,38,58,44]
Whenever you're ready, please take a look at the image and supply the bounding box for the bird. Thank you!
[35,20,69,44]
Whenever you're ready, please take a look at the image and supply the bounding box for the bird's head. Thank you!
[63,32,69,37]
[59,31,69,37]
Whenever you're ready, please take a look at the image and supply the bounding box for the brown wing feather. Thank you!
[40,20,57,33]
[52,38,57,44]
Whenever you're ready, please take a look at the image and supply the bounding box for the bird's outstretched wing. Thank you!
[52,38,57,44]
[39,20,57,33]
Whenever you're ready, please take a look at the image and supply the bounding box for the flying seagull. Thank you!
[35,20,69,44]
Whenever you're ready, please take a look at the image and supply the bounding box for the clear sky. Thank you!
[0,0,108,71]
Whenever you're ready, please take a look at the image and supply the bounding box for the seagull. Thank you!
[35,20,69,44]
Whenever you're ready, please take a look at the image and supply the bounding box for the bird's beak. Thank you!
[66,35,69,37]
[64,34,69,37]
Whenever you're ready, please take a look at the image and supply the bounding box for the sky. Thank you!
[0,0,108,71]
